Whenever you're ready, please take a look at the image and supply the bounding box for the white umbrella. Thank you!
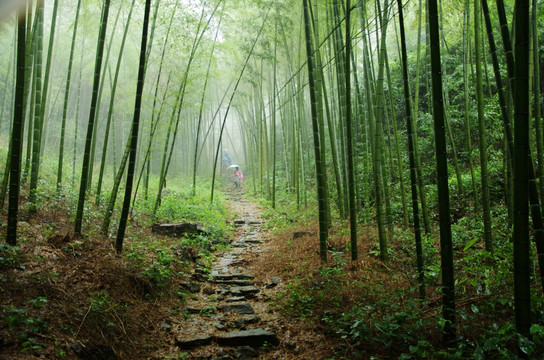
[227,164,240,169]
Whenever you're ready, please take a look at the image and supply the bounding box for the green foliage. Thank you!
[2,297,49,352]
[143,249,177,287]
[84,290,128,340]
[139,180,231,240]
[325,294,429,356]
[278,279,315,320]
[260,195,314,234]
[273,262,346,321]
[199,304,217,316]
[126,240,186,288]
[0,243,22,270]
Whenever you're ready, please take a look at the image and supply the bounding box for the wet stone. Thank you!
[230,286,259,297]
[212,273,255,281]
[203,286,216,295]
[221,302,254,314]
[216,328,279,347]
[232,242,248,248]
[214,279,251,286]
[234,345,258,359]
[226,296,246,302]
[234,315,261,328]
[191,273,208,282]
[180,282,201,293]
[266,276,282,288]
[176,334,213,349]
[244,239,262,244]
[153,222,210,237]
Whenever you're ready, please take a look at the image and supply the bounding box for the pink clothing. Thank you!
[234,168,243,181]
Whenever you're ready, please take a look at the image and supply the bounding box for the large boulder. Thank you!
[152,222,209,237]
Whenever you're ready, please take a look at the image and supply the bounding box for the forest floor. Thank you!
[3,185,528,359]
[0,187,344,360]
[163,189,337,359]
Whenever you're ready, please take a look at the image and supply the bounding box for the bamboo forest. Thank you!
[0,0,543,358]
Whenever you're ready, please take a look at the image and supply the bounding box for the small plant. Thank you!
[0,244,21,269]
[144,249,176,287]
[3,301,49,352]
[200,304,217,316]
[277,280,315,320]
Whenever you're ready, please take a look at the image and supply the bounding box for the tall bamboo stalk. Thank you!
[428,0,456,343]
[75,0,111,235]
[474,0,493,251]
[344,0,357,261]
[6,7,26,245]
[397,0,425,299]
[303,0,328,263]
[95,0,137,205]
[513,0,531,338]
[57,0,82,193]
[116,0,151,253]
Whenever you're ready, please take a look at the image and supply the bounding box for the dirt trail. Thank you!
[171,191,287,359]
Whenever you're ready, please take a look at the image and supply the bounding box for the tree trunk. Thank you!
[57,0,82,193]
[6,7,26,245]
[513,0,531,338]
[116,0,152,253]
[428,0,456,343]
[74,0,111,235]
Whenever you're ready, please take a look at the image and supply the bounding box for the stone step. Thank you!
[244,239,262,244]
[213,279,252,286]
[233,315,261,328]
[216,328,279,347]
[229,285,259,297]
[176,329,279,350]
[225,296,246,302]
[221,302,254,314]
[211,273,255,281]
[176,334,213,349]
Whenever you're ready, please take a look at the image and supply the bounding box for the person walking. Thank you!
[233,166,243,187]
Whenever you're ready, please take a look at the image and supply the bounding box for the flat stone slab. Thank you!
[152,222,209,237]
[213,321,227,331]
[214,279,251,286]
[230,285,259,296]
[212,273,255,281]
[221,302,254,314]
[231,242,248,248]
[234,315,261,328]
[180,282,201,293]
[191,273,208,282]
[226,296,246,302]
[216,329,279,347]
[244,239,262,244]
[176,334,213,349]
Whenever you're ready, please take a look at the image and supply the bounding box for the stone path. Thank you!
[174,194,281,359]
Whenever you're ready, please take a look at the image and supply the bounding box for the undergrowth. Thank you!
[0,172,234,358]
[261,191,544,359]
